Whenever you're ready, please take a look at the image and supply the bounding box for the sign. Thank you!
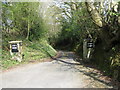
[87,41,94,48]
[12,44,18,52]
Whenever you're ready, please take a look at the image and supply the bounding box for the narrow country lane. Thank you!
[0,51,116,88]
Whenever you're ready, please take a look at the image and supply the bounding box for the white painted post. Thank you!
[10,43,13,56]
[9,41,22,62]
[87,48,92,59]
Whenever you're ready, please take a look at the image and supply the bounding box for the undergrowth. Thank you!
[1,40,57,70]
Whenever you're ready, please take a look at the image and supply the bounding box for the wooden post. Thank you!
[113,69,119,80]
[83,39,87,61]
[87,48,92,59]
[83,38,93,62]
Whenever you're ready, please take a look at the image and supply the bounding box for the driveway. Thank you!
[0,51,115,88]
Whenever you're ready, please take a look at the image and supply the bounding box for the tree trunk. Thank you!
[85,2,120,80]
[85,2,120,51]
[26,19,30,40]
[85,2,103,27]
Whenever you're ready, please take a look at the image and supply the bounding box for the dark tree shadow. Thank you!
[53,51,119,89]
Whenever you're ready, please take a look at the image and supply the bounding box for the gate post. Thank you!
[9,41,22,62]
[83,39,87,61]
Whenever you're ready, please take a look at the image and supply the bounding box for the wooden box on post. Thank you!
[9,41,22,62]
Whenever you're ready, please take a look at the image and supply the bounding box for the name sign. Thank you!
[12,44,18,52]
[87,42,94,48]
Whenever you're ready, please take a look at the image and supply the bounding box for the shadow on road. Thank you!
[53,51,119,89]
[53,58,81,65]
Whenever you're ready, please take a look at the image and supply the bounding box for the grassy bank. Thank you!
[1,40,57,70]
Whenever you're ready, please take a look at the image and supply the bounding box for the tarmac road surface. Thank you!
[0,51,114,88]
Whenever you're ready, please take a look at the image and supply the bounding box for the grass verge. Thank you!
[1,40,57,70]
